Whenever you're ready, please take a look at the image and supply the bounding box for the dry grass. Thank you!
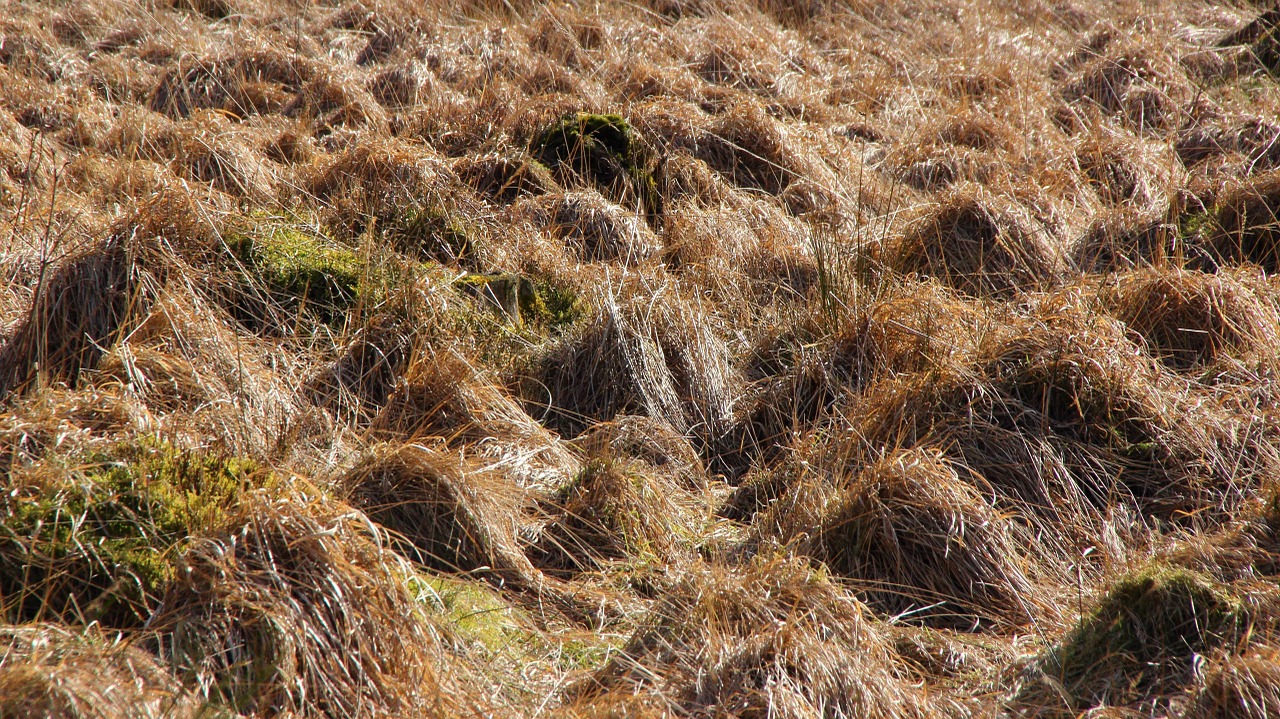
[5,0,1280,717]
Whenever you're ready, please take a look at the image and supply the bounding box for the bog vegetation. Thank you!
[5,0,1280,716]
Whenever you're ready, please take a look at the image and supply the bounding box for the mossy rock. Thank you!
[1026,566,1244,713]
[229,223,362,328]
[453,273,582,330]
[534,112,662,225]
[0,439,266,627]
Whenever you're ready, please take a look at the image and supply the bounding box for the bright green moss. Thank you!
[453,273,583,331]
[230,223,362,326]
[0,438,266,627]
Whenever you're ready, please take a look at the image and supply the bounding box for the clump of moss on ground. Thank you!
[453,272,584,331]
[228,220,362,328]
[534,113,661,223]
[1021,565,1245,714]
[0,438,265,627]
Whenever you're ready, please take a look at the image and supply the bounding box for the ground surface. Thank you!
[4,0,1280,717]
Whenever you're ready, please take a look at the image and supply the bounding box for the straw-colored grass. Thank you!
[5,0,1280,716]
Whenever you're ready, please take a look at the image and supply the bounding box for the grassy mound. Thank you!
[849,312,1262,534]
[530,459,700,578]
[1102,269,1280,372]
[531,290,739,452]
[570,556,938,719]
[227,220,362,330]
[1218,8,1280,75]
[575,414,707,491]
[1019,566,1245,715]
[739,281,988,465]
[765,447,1044,630]
[455,152,558,203]
[0,624,201,719]
[0,438,262,627]
[374,351,583,492]
[889,185,1064,298]
[342,443,537,588]
[155,491,470,718]
[0,236,144,395]
[1199,172,1280,274]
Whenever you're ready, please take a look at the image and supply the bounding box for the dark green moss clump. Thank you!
[534,112,662,224]
[1026,566,1244,714]
[230,223,362,328]
[0,439,262,627]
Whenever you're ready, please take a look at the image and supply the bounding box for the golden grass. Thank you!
[4,0,1280,716]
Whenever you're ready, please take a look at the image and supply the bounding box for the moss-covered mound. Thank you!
[0,439,262,627]
[534,112,661,223]
[1019,566,1245,715]
[228,220,362,329]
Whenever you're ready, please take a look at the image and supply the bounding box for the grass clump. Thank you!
[155,492,466,718]
[342,443,539,590]
[384,205,474,266]
[0,438,261,628]
[770,447,1044,630]
[1219,8,1280,76]
[1020,566,1245,714]
[1198,171,1280,274]
[569,555,938,719]
[228,220,362,329]
[0,624,204,719]
[530,459,699,578]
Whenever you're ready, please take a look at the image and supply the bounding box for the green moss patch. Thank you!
[384,206,475,266]
[0,439,265,627]
[453,273,583,331]
[229,221,362,327]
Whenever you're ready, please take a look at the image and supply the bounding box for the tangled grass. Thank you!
[4,0,1280,717]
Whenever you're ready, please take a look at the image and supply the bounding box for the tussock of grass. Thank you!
[343,443,538,589]
[534,112,660,222]
[569,555,939,719]
[1018,566,1246,715]
[154,490,477,718]
[375,350,582,490]
[576,415,707,492]
[1102,268,1280,372]
[531,288,739,453]
[0,623,202,719]
[0,236,146,395]
[1201,171,1280,274]
[456,152,558,203]
[530,458,702,578]
[890,185,1064,298]
[763,447,1047,630]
